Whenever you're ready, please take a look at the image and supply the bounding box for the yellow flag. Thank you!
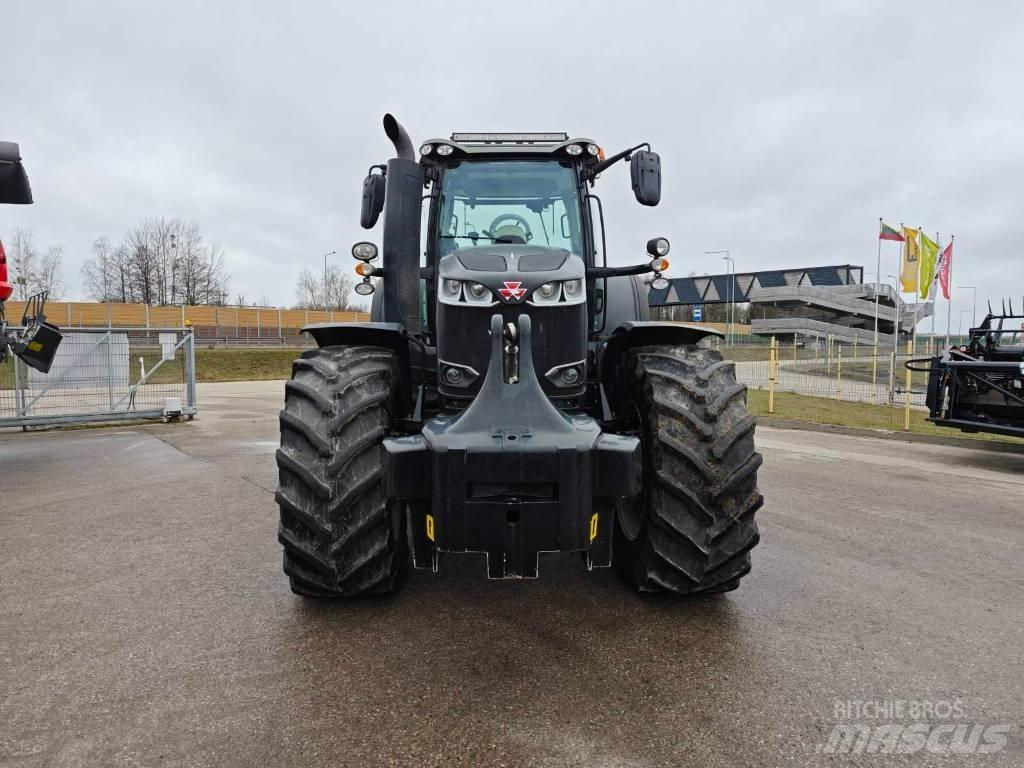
[919,232,939,299]
[900,226,920,292]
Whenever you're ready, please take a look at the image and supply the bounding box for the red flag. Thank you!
[938,241,953,300]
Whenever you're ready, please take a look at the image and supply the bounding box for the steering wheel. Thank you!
[486,213,533,243]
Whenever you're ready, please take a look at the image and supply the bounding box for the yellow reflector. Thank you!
[650,257,670,272]
[589,513,599,542]
[355,262,373,277]
[426,514,435,542]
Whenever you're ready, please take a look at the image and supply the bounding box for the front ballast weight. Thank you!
[383,314,641,579]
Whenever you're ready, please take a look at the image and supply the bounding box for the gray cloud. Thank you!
[4,0,1023,328]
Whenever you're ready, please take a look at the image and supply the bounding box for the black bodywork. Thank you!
[307,116,718,577]
[914,309,1024,438]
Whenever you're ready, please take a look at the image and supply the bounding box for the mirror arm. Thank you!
[586,142,650,179]
[587,263,654,278]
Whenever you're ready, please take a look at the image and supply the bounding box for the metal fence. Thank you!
[0,327,197,428]
[704,334,967,434]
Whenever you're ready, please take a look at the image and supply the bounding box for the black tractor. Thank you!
[275,116,762,597]
[915,303,1024,438]
[0,141,62,375]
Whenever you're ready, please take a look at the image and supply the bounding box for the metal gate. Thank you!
[0,327,197,428]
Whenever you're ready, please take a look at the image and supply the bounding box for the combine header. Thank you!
[913,300,1024,438]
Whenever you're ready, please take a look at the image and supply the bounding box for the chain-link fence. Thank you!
[705,334,972,434]
[1,327,196,428]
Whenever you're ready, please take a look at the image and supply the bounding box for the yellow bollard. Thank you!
[768,336,777,414]
[835,345,842,401]
[903,339,912,430]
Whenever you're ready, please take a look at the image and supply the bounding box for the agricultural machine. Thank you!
[0,141,62,374]
[914,302,1024,438]
[275,116,763,597]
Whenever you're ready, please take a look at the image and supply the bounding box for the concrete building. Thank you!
[648,264,933,346]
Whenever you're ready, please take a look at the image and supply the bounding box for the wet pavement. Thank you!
[1,380,1022,767]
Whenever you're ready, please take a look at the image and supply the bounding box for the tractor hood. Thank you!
[438,245,584,304]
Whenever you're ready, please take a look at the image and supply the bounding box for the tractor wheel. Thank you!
[614,344,763,595]
[275,345,407,598]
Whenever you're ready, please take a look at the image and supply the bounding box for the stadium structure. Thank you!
[648,264,933,346]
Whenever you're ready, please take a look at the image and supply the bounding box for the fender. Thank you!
[302,322,415,416]
[598,321,724,413]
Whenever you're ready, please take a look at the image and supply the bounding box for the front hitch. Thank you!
[383,312,641,578]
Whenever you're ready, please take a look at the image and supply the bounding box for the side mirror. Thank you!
[630,150,661,207]
[0,141,33,205]
[360,169,386,229]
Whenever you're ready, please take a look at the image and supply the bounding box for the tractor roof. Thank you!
[418,133,600,160]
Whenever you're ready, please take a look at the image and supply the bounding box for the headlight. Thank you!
[420,143,433,155]
[531,281,561,305]
[566,144,583,156]
[442,279,462,300]
[352,241,378,261]
[586,143,600,156]
[463,282,494,304]
[527,279,586,306]
[439,279,495,306]
[435,144,454,156]
[647,237,670,257]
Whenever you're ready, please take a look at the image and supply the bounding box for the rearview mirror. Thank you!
[630,150,661,207]
[360,170,386,229]
[0,141,33,205]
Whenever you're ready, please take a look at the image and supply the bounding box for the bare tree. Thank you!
[294,265,357,310]
[6,228,65,299]
[79,217,231,305]
[38,245,65,300]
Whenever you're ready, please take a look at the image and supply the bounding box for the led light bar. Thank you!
[450,132,568,143]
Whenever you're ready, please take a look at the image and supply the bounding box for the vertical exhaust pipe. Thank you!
[383,114,415,161]
[380,114,423,335]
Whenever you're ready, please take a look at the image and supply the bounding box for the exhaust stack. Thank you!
[383,114,415,161]
[380,114,423,336]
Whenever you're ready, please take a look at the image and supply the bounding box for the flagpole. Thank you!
[945,235,955,347]
[874,218,882,346]
[913,225,921,357]
[930,231,939,354]
[894,221,903,351]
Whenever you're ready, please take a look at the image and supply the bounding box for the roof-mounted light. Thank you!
[565,144,583,156]
[419,143,433,155]
[450,132,568,143]
[435,143,454,156]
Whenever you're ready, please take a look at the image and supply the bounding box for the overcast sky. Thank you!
[4,1,1022,330]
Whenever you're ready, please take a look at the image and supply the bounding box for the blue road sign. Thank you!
[693,305,703,322]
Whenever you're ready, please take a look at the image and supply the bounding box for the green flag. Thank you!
[919,232,939,299]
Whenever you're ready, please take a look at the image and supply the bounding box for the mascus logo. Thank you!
[499,281,526,302]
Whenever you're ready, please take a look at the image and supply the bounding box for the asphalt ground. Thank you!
[1,380,1022,767]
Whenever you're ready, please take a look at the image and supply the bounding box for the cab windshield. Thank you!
[436,160,584,257]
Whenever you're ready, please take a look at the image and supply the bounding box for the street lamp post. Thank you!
[323,250,337,310]
[705,250,733,345]
[958,285,977,329]
[958,309,972,338]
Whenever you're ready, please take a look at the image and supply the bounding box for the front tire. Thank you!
[614,345,763,595]
[275,345,407,598]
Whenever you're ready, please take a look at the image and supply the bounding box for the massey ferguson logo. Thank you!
[499,281,527,302]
